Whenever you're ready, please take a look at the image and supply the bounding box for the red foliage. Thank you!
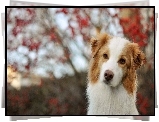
[73,8,80,14]
[56,8,68,15]
[48,98,58,106]
[80,18,89,27]
[7,90,29,110]
[22,38,41,51]
[118,8,150,47]
[26,8,35,15]
[29,42,41,51]
[120,18,129,23]
[12,27,22,37]
[79,17,89,28]
[16,18,31,27]
[137,93,149,115]
[25,64,30,70]
[61,8,68,15]
[50,33,56,40]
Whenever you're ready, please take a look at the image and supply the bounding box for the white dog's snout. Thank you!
[100,59,123,87]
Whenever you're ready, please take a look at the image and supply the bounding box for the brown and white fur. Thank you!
[86,30,146,115]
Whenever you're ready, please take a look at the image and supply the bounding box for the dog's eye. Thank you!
[103,54,108,59]
[119,58,126,64]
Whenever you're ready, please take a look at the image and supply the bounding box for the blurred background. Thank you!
[7,7,154,115]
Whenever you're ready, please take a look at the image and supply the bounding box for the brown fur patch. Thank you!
[130,43,146,69]
[122,67,137,95]
[121,43,146,94]
[90,33,112,58]
[88,33,111,84]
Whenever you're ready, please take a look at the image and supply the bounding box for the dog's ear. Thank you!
[90,33,111,58]
[130,43,146,70]
[90,27,111,58]
[90,37,99,58]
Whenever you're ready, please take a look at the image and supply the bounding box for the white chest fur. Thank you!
[87,82,139,115]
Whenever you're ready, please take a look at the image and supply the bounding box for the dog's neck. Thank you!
[87,82,139,115]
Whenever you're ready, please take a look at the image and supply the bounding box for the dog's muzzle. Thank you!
[104,70,114,84]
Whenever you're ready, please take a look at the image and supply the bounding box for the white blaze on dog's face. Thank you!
[88,33,146,93]
[99,37,129,87]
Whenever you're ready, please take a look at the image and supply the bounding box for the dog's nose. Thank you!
[104,70,114,82]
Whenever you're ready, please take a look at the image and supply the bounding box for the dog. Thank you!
[86,29,146,115]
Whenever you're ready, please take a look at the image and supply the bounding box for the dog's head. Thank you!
[89,31,146,91]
